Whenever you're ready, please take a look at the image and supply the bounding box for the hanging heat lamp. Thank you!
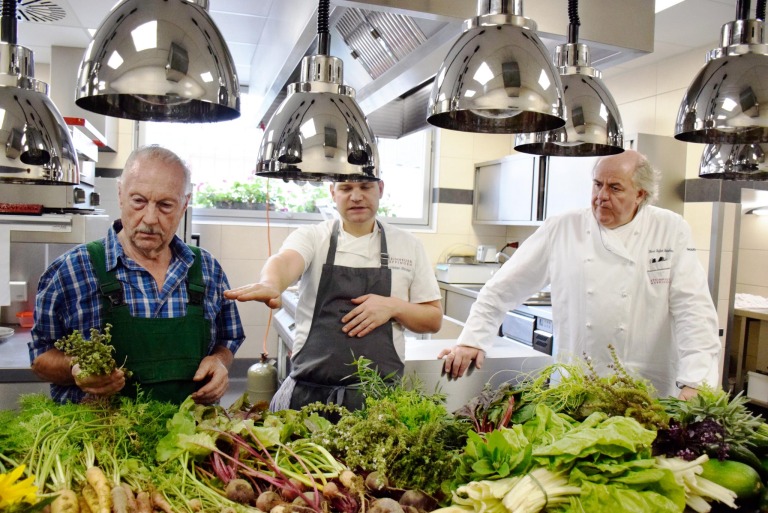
[514,0,623,156]
[699,143,768,179]
[0,0,78,184]
[255,0,379,182]
[75,0,240,122]
[426,0,565,134]
[675,0,768,144]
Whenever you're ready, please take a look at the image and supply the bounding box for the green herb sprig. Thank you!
[54,324,131,378]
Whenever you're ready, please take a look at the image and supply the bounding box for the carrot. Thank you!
[52,489,80,513]
[150,491,174,513]
[119,484,137,513]
[81,484,101,513]
[134,492,151,513]
[111,484,131,513]
[85,466,112,513]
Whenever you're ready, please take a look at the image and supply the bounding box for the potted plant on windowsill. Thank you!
[193,180,275,210]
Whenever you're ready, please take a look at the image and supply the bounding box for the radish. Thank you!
[225,479,255,505]
[369,497,404,513]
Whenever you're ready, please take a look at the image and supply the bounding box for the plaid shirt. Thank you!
[29,220,245,403]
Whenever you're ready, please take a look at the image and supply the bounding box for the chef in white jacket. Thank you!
[440,150,721,400]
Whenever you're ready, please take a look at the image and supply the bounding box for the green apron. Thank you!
[86,241,210,404]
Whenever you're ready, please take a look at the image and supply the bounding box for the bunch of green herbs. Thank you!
[655,386,768,468]
[309,358,468,497]
[513,345,669,430]
[53,324,131,378]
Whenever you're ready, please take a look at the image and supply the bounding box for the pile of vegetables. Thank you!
[3,352,768,513]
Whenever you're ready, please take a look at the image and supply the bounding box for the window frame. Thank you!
[137,119,435,227]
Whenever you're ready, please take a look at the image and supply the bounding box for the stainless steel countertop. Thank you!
[0,325,42,382]
[438,282,553,320]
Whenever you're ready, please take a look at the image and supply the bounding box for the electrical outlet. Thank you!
[9,281,27,302]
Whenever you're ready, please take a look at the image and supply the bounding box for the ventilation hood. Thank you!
[252,0,654,139]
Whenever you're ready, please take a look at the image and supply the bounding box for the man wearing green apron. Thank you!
[226,180,443,411]
[30,145,245,404]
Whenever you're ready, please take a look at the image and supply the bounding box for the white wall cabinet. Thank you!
[473,154,544,225]
[544,156,598,218]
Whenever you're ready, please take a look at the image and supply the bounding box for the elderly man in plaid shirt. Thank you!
[29,145,244,404]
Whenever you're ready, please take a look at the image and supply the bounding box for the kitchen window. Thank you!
[138,94,433,226]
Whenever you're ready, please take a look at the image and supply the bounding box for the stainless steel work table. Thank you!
[0,325,49,409]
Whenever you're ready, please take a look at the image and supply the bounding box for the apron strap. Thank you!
[324,220,390,269]
[376,220,389,268]
[186,246,205,306]
[293,379,363,406]
[325,220,341,266]
[86,240,124,308]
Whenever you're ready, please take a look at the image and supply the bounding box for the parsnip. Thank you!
[51,489,80,513]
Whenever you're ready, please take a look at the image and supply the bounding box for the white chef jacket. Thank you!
[282,219,442,360]
[457,205,722,398]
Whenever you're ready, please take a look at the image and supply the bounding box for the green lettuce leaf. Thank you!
[533,413,657,470]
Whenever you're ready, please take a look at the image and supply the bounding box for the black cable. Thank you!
[1,0,17,45]
[567,0,580,45]
[317,0,330,55]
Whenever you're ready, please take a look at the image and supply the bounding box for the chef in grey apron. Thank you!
[271,220,403,411]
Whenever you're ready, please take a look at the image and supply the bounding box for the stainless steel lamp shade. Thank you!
[0,43,79,184]
[514,43,624,156]
[256,54,379,182]
[699,143,768,179]
[76,0,240,122]
[427,0,565,134]
[675,17,768,143]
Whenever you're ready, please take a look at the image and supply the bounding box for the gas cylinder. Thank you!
[247,353,278,405]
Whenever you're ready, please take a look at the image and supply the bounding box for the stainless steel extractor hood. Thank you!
[252,0,654,139]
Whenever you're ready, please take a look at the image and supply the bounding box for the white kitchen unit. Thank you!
[405,337,551,412]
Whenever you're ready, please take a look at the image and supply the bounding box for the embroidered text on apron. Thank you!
[86,241,210,404]
[287,220,402,411]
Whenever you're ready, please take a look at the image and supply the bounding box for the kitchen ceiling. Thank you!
[16,0,741,125]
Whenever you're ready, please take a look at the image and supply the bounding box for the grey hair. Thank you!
[631,153,661,206]
[119,145,192,194]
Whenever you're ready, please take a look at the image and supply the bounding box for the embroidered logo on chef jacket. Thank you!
[647,249,673,285]
[388,256,414,272]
